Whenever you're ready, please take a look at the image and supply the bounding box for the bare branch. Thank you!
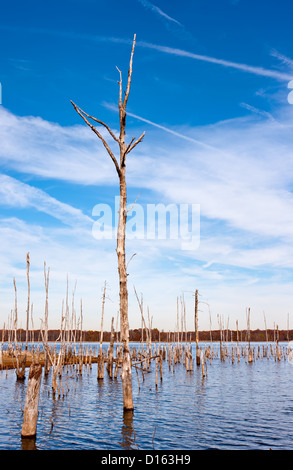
[116,66,123,110]
[133,285,148,332]
[125,137,135,153]
[72,103,120,144]
[121,132,145,168]
[116,65,126,153]
[126,253,136,270]
[126,192,141,213]
[123,34,136,110]
[125,132,145,155]
[71,100,121,177]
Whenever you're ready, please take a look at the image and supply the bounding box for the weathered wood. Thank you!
[71,34,144,411]
[21,363,42,438]
[97,281,107,380]
[107,316,115,378]
[43,262,50,375]
[200,348,206,377]
[97,352,104,380]
[25,252,30,349]
[194,290,200,366]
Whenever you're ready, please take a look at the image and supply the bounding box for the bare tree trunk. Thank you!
[31,303,34,344]
[13,277,26,380]
[97,282,107,380]
[13,277,17,345]
[107,316,115,378]
[177,297,180,347]
[117,169,133,409]
[100,281,106,345]
[195,290,200,366]
[21,363,42,438]
[247,307,253,363]
[134,287,148,346]
[16,252,31,381]
[25,252,30,350]
[44,262,50,375]
[200,348,206,378]
[71,34,144,411]
[65,276,70,350]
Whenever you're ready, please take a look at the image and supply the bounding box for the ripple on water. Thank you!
[1,343,293,450]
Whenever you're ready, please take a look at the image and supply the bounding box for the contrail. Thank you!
[103,102,222,152]
[136,0,181,25]
[137,40,293,81]
[1,24,290,81]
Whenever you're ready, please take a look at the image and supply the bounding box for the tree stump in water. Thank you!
[21,363,42,438]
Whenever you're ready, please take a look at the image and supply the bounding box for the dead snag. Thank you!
[200,349,206,378]
[21,363,42,438]
[13,277,24,380]
[107,316,115,378]
[43,262,50,375]
[71,34,144,410]
[194,290,200,366]
[97,281,106,380]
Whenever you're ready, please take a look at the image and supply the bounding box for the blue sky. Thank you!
[0,0,293,333]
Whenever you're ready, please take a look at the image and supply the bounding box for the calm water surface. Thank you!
[0,342,293,450]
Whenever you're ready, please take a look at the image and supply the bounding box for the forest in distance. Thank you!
[1,328,292,343]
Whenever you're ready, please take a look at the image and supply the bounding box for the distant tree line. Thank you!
[1,328,292,343]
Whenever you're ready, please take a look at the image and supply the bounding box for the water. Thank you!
[0,342,293,450]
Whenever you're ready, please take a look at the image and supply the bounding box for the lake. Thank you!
[0,341,292,450]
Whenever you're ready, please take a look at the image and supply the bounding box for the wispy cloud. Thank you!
[270,49,293,68]
[2,104,293,247]
[1,106,293,329]
[1,24,291,82]
[239,102,275,121]
[0,106,117,185]
[9,58,34,72]
[100,102,293,255]
[135,0,193,41]
[0,173,93,227]
[136,0,181,25]
[137,40,293,81]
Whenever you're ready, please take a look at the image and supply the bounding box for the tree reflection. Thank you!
[21,436,37,450]
[120,410,137,449]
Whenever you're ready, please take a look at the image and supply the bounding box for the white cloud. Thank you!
[1,104,293,330]
[0,173,93,226]
[2,104,293,247]
[0,216,119,330]
[0,106,118,185]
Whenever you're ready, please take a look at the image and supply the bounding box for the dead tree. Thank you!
[134,286,148,345]
[17,252,31,381]
[21,363,42,438]
[43,262,50,375]
[13,277,18,345]
[97,282,107,380]
[107,316,115,379]
[13,277,25,380]
[25,252,30,350]
[71,34,145,410]
[194,289,200,366]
